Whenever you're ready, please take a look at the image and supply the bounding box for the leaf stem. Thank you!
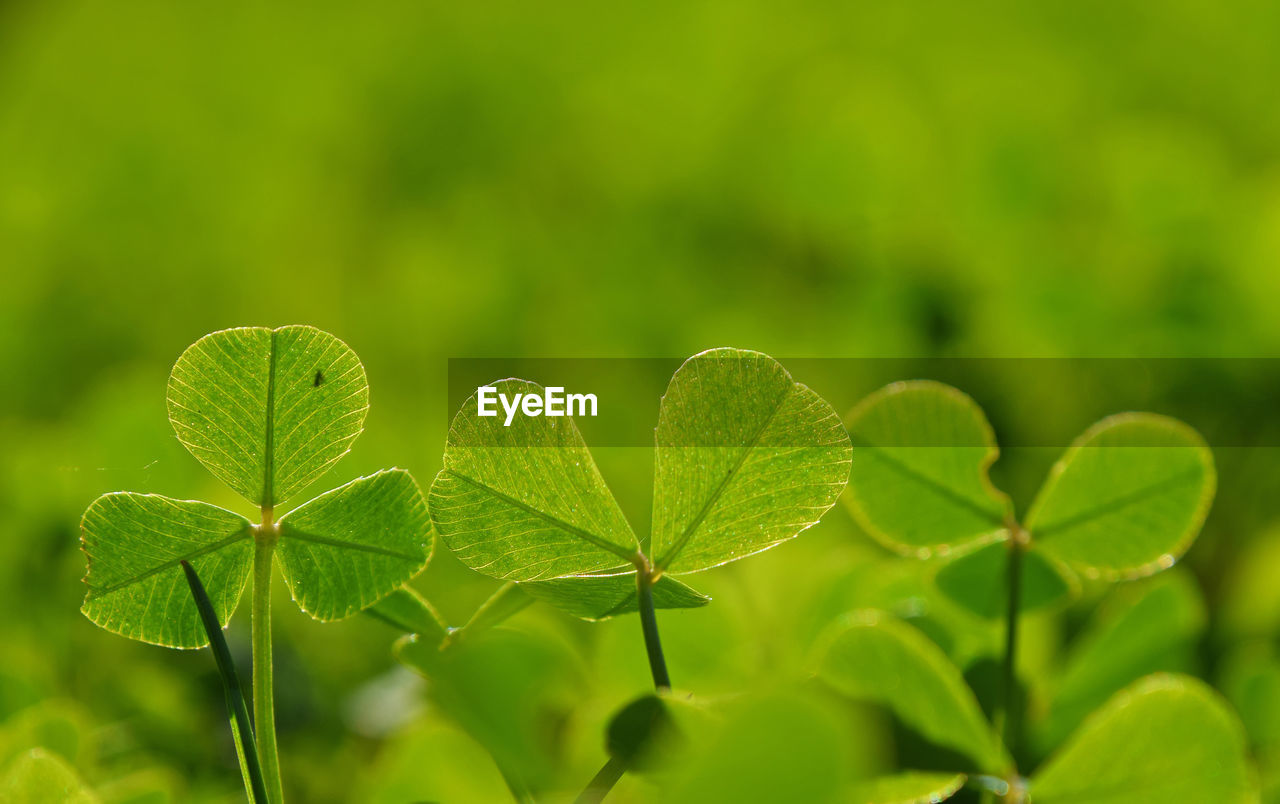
[998,524,1027,766]
[253,516,285,803]
[636,565,671,690]
[574,756,627,804]
[180,561,269,804]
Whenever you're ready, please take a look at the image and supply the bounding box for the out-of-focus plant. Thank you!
[819,380,1248,803]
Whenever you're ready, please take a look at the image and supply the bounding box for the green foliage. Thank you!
[667,690,847,804]
[834,381,1246,803]
[365,587,450,645]
[817,612,1006,774]
[1219,644,1280,802]
[1027,414,1216,579]
[844,381,1010,557]
[604,694,683,773]
[1,749,97,803]
[431,348,851,606]
[1031,675,1254,804]
[356,720,512,804]
[81,495,254,648]
[845,771,966,804]
[650,349,852,573]
[80,327,431,648]
[430,377,640,582]
[7,2,1279,799]
[167,326,369,508]
[520,574,710,622]
[844,381,1216,617]
[1038,571,1207,751]
[180,560,267,804]
[820,610,1257,804]
[444,583,535,647]
[0,702,93,772]
[275,469,431,621]
[395,626,582,795]
[1221,644,1280,753]
[933,540,1076,619]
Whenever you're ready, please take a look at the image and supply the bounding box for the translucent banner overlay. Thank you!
[447,357,1280,447]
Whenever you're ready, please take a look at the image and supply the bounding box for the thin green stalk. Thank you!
[180,561,269,804]
[253,521,285,803]
[574,757,626,804]
[576,564,672,804]
[636,568,671,690]
[998,527,1027,765]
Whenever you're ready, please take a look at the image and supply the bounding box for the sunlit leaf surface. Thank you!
[276,469,431,621]
[80,493,253,648]
[167,325,369,507]
[651,348,852,573]
[430,379,640,582]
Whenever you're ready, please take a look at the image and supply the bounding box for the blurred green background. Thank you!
[3,0,1280,801]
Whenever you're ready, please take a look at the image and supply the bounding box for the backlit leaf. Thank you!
[817,611,1006,773]
[167,325,368,507]
[429,379,639,582]
[844,381,1010,557]
[80,493,253,648]
[276,469,431,621]
[1031,674,1255,803]
[1027,413,1215,578]
[651,348,851,573]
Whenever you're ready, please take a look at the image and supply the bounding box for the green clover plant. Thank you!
[823,380,1244,803]
[422,348,852,797]
[79,326,432,803]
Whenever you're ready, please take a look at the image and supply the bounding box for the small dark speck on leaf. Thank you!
[314,371,324,387]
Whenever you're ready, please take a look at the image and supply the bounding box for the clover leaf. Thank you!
[81,326,431,647]
[649,349,853,573]
[844,380,1011,558]
[1026,413,1216,579]
[429,348,851,615]
[166,324,369,507]
[843,380,1215,618]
